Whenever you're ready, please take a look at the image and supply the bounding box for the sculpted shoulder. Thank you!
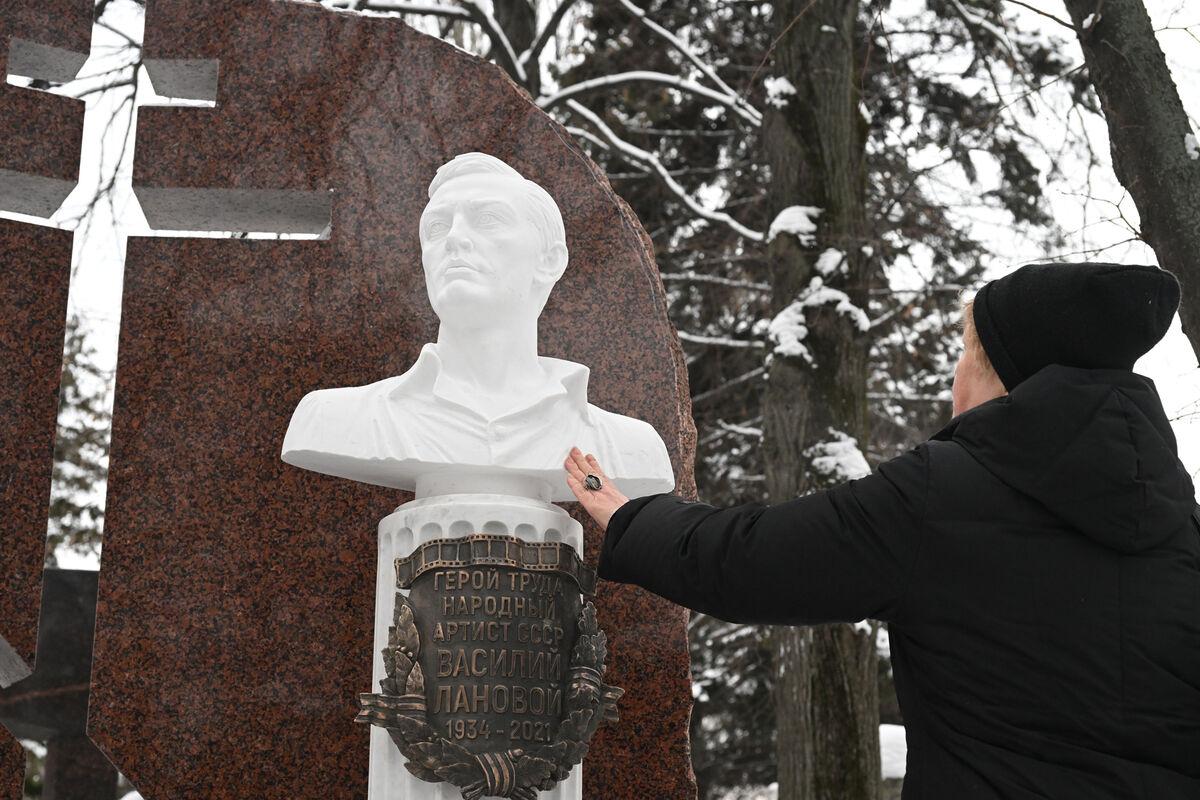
[585,403,674,482]
[282,376,406,457]
[294,376,400,414]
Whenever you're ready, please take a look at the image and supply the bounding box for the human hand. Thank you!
[563,446,629,531]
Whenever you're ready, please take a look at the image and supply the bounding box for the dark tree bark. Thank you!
[1061,0,1200,353]
[491,0,539,95]
[762,1,880,798]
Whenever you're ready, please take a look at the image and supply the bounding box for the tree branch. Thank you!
[677,331,767,348]
[661,272,771,291]
[540,71,761,126]
[564,99,764,241]
[615,0,762,124]
[520,0,581,68]
[349,1,471,19]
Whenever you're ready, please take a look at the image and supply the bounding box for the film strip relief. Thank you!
[394,533,597,596]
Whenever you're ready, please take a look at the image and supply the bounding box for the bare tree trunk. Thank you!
[1061,0,1200,352]
[762,1,880,798]
[491,0,539,95]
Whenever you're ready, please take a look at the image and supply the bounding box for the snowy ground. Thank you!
[716,725,907,798]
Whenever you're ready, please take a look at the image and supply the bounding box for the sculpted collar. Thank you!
[385,341,593,422]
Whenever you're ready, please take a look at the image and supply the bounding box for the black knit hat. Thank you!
[971,262,1180,391]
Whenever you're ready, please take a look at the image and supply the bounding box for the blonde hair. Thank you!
[961,297,1000,381]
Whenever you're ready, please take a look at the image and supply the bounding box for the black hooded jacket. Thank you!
[598,365,1200,798]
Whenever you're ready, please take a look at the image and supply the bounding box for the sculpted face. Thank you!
[420,172,557,327]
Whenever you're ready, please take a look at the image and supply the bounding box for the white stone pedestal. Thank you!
[367,487,585,800]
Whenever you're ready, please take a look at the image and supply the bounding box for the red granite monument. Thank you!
[88,1,698,798]
[0,224,73,800]
[0,0,91,794]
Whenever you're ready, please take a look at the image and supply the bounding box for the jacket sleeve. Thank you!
[596,443,929,625]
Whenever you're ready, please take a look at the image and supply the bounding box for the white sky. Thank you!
[981,0,1200,478]
[9,0,1200,568]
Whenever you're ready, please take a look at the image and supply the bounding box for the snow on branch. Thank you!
[519,0,581,69]
[803,278,870,332]
[678,330,766,349]
[815,247,846,276]
[766,302,815,365]
[366,0,526,81]
[947,0,1018,61]
[766,205,823,246]
[346,1,471,18]
[565,125,611,151]
[1186,132,1199,161]
[615,0,762,125]
[767,276,870,364]
[866,391,952,403]
[763,75,796,108]
[718,419,764,438]
[804,429,871,481]
[565,99,764,241]
[660,272,771,291]
[539,71,761,126]
[458,0,527,83]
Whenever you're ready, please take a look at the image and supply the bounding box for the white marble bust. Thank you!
[281,152,675,502]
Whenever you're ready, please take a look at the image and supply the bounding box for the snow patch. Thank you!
[766,277,870,363]
[815,247,847,276]
[766,302,812,364]
[803,277,871,332]
[717,785,779,800]
[20,740,46,759]
[764,75,797,108]
[1081,12,1100,29]
[880,724,908,779]
[820,24,837,33]
[1186,133,1199,161]
[716,726,907,795]
[766,205,822,245]
[804,428,871,481]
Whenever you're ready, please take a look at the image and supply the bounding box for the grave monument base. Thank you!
[369,480,584,800]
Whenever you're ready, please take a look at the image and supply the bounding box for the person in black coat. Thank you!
[564,262,1200,799]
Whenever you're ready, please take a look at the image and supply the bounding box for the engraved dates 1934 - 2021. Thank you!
[357,534,623,800]
[425,565,577,747]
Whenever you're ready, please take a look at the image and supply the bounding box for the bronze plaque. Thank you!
[358,534,622,800]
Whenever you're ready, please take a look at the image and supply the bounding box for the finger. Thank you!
[569,446,593,475]
[564,473,586,502]
[584,453,607,477]
[563,454,586,481]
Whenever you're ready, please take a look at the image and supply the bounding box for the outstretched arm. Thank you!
[565,445,928,626]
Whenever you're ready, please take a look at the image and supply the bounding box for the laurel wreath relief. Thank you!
[357,592,624,800]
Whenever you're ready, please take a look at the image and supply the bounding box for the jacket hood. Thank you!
[932,364,1195,553]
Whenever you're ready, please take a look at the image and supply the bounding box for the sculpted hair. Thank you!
[427,152,567,259]
[961,296,1000,382]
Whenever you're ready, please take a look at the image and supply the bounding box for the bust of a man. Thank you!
[281,152,675,502]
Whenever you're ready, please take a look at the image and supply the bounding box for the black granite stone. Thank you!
[0,570,117,800]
